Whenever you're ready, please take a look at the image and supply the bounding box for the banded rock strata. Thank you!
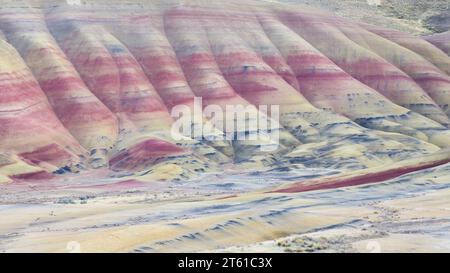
[1,0,450,185]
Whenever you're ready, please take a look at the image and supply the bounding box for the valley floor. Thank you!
[1,162,449,253]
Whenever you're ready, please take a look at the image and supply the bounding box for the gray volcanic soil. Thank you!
[268,0,449,35]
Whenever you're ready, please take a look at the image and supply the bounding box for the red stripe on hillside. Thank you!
[273,158,450,193]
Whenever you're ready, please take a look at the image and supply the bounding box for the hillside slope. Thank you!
[0,0,450,187]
